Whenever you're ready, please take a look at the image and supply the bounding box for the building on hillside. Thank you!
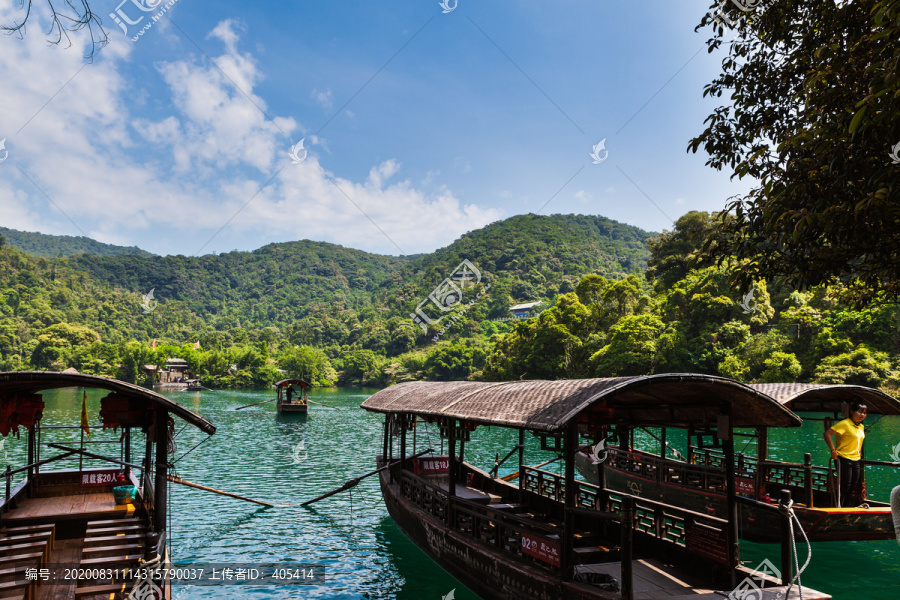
[160,358,190,383]
[509,302,543,319]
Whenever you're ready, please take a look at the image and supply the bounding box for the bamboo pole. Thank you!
[167,474,274,508]
[235,398,278,410]
[301,449,434,507]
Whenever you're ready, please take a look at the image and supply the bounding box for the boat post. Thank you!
[400,414,407,471]
[621,495,635,600]
[447,418,457,497]
[124,427,131,480]
[154,410,168,533]
[562,421,577,579]
[779,489,793,585]
[27,425,35,481]
[720,407,739,586]
[518,428,525,493]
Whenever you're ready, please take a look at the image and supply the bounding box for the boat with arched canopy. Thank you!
[0,371,216,599]
[362,374,831,600]
[574,382,900,542]
[274,379,311,414]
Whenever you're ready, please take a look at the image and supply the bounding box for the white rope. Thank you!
[779,499,812,599]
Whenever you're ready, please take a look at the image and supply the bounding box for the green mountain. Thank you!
[0,227,155,258]
[0,213,655,382]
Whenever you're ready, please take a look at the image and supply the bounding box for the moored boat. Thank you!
[0,371,216,599]
[574,382,900,543]
[274,379,310,414]
[362,374,832,600]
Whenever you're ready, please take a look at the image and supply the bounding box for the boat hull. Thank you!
[575,451,895,543]
[277,402,308,413]
[378,468,618,600]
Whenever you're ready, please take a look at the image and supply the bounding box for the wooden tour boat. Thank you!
[0,371,216,599]
[274,379,311,414]
[574,382,900,543]
[362,374,832,600]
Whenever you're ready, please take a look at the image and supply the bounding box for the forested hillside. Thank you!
[0,214,654,387]
[0,227,155,258]
[3,212,896,394]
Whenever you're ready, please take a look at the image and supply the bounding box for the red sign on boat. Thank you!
[520,532,561,567]
[736,477,755,495]
[685,522,728,565]
[80,470,120,487]
[414,456,450,475]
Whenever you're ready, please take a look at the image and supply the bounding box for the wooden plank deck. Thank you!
[36,538,80,600]
[3,494,134,524]
[576,559,830,599]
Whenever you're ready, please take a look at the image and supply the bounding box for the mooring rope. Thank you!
[779,498,812,599]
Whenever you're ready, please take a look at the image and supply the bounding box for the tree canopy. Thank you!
[691,0,900,305]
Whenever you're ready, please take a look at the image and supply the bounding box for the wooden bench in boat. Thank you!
[0,525,55,548]
[433,481,502,504]
[67,516,147,597]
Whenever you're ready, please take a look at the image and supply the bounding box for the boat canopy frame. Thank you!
[750,382,900,416]
[361,374,803,431]
[0,371,216,435]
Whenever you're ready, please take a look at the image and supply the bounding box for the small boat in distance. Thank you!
[0,370,216,599]
[574,382,900,543]
[362,375,831,600]
[275,379,311,414]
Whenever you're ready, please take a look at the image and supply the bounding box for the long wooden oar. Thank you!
[500,443,596,482]
[308,399,338,409]
[302,449,434,507]
[235,398,277,410]
[167,474,274,507]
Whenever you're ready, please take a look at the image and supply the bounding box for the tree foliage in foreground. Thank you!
[692,0,900,305]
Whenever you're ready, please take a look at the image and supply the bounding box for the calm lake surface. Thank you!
[13,387,900,599]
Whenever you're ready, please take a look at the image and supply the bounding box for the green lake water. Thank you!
[8,387,900,599]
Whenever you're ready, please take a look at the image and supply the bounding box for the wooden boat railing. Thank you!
[606,448,728,492]
[522,466,730,561]
[398,469,566,575]
[692,447,831,503]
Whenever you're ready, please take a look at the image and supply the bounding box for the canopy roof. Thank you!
[274,379,311,388]
[0,371,216,435]
[361,374,802,431]
[750,383,900,416]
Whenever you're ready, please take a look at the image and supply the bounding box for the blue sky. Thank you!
[0,0,748,257]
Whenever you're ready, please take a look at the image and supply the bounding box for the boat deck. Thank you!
[3,492,136,525]
[577,559,830,599]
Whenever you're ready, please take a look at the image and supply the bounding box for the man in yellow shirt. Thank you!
[823,402,867,507]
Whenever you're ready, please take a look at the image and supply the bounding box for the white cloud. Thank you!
[574,190,592,203]
[0,17,500,255]
[311,88,333,110]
